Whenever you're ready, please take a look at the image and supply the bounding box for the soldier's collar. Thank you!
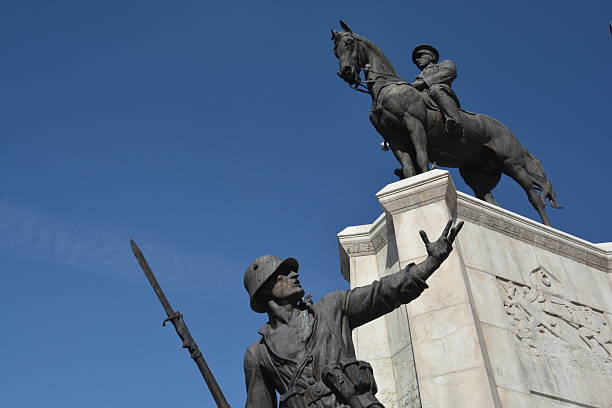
[257,322,271,337]
[257,303,313,337]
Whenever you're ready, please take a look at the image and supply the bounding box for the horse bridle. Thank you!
[334,32,369,93]
[335,31,404,94]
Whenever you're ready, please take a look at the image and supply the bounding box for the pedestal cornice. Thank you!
[375,169,457,218]
[456,191,610,272]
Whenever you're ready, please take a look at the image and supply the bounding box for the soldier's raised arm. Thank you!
[345,220,463,329]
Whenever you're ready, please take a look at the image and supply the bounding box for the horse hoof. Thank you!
[394,168,405,179]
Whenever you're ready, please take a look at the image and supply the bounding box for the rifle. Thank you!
[130,239,231,408]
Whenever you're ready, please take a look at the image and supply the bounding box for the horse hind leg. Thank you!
[459,166,501,206]
[503,161,552,226]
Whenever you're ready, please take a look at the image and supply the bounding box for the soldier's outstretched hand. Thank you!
[419,220,464,263]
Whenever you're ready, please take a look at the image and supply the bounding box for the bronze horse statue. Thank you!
[332,21,560,226]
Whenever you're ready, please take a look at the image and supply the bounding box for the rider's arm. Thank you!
[410,78,429,91]
[422,60,457,87]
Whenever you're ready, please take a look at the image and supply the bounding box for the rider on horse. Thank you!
[410,44,465,142]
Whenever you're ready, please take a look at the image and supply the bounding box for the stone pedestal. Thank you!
[337,170,612,408]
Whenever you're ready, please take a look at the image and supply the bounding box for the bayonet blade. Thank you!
[130,239,230,407]
[130,239,175,317]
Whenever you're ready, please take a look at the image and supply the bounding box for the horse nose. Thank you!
[342,65,352,74]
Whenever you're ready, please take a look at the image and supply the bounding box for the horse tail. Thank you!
[523,149,562,209]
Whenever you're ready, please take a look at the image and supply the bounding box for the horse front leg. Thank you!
[390,147,416,179]
[403,115,429,174]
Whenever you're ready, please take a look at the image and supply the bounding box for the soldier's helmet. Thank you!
[412,44,440,64]
[243,255,299,313]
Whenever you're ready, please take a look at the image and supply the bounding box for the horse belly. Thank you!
[426,110,490,168]
[425,111,457,165]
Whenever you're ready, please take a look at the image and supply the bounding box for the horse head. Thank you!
[332,21,366,86]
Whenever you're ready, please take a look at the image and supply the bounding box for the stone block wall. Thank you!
[338,170,612,408]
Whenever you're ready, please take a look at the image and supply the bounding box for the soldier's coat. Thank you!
[244,266,427,408]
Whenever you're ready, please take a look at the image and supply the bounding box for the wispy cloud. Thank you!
[0,201,233,290]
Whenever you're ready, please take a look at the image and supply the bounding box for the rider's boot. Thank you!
[433,90,466,143]
[445,118,466,143]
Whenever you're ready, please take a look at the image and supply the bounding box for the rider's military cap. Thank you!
[244,255,299,313]
[412,44,440,64]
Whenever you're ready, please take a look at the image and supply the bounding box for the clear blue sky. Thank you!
[1,1,610,406]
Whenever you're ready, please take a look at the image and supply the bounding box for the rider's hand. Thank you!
[410,79,427,91]
[419,220,464,263]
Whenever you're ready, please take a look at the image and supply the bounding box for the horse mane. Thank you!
[353,33,398,76]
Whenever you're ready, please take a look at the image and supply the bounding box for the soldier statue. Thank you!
[409,44,465,142]
[243,220,463,408]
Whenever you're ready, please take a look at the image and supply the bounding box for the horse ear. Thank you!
[331,29,338,40]
[339,20,353,33]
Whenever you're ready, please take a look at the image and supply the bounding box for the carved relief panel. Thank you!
[497,267,612,375]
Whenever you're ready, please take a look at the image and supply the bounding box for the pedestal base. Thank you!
[338,170,612,408]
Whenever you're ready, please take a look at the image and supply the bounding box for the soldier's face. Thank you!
[415,52,435,69]
[268,269,305,305]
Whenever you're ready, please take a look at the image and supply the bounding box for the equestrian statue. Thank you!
[331,21,561,226]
